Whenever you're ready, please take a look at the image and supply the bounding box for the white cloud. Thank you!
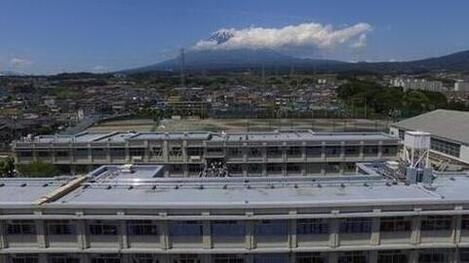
[351,34,368,49]
[194,22,372,51]
[10,58,33,68]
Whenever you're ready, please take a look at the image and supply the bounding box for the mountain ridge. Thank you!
[125,49,469,74]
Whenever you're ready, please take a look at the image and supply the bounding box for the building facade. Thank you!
[1,165,469,263]
[390,110,469,168]
[11,130,399,176]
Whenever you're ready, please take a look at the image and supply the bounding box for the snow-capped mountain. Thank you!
[207,30,234,45]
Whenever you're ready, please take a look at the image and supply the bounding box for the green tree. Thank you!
[0,157,15,177]
[16,161,59,177]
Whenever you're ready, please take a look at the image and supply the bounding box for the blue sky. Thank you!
[1,0,469,74]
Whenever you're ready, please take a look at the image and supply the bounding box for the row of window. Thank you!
[2,216,458,237]
[17,145,398,159]
[5,249,468,263]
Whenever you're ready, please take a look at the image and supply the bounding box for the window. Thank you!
[213,255,244,263]
[55,150,70,157]
[188,164,203,173]
[88,221,118,235]
[211,221,245,237]
[169,221,203,237]
[207,147,223,155]
[338,252,368,263]
[255,220,288,236]
[37,150,51,157]
[305,147,322,157]
[287,163,301,173]
[91,255,121,263]
[91,148,106,157]
[48,220,75,235]
[228,148,242,157]
[296,253,326,263]
[6,220,36,235]
[344,146,360,156]
[380,217,411,232]
[169,147,182,157]
[363,145,379,156]
[461,215,469,230]
[110,148,126,158]
[460,249,469,263]
[382,146,398,156]
[48,255,81,263]
[150,146,163,157]
[228,164,242,174]
[187,147,203,156]
[418,250,448,263]
[253,254,288,263]
[421,216,452,231]
[266,163,282,173]
[378,250,408,263]
[339,218,372,234]
[10,254,39,263]
[130,254,158,263]
[129,148,145,157]
[325,146,341,157]
[287,147,302,156]
[127,220,158,236]
[267,147,282,157]
[73,148,89,157]
[249,147,262,157]
[431,138,460,157]
[247,164,262,174]
[172,254,200,263]
[297,219,329,235]
[18,151,33,157]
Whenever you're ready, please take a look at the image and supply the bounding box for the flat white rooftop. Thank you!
[2,164,469,210]
[16,130,398,145]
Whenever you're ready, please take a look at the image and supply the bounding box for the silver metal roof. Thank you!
[392,109,469,145]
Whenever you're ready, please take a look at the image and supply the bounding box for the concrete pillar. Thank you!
[329,218,339,248]
[0,220,5,249]
[371,214,381,246]
[329,252,339,263]
[76,212,88,249]
[289,211,297,249]
[409,250,419,263]
[454,211,462,245]
[159,255,170,263]
[369,251,378,263]
[246,216,255,250]
[411,215,421,245]
[118,212,128,249]
[35,211,47,248]
[38,254,47,263]
[202,213,212,249]
[378,141,383,159]
[201,254,211,263]
[125,142,130,163]
[160,220,170,250]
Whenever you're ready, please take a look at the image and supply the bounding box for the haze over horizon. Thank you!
[2,0,469,75]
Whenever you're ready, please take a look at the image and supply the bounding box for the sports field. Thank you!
[87,119,158,132]
[156,118,391,132]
